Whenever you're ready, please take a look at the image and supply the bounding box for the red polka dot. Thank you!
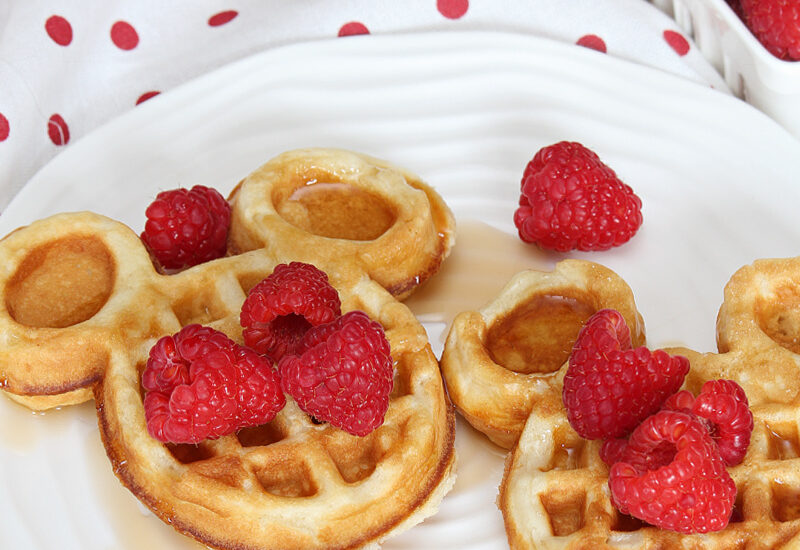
[576,34,607,53]
[208,10,238,27]
[437,0,469,19]
[136,91,161,105]
[663,30,690,56]
[48,114,69,146]
[0,113,9,142]
[45,15,72,46]
[338,22,370,37]
[111,21,139,50]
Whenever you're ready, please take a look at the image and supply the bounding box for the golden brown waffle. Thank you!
[439,259,645,449]
[499,257,800,548]
[228,148,456,300]
[0,210,455,549]
[0,148,457,548]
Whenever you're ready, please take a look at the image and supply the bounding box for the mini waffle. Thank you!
[439,259,645,449]
[228,148,456,300]
[0,209,455,549]
[499,256,800,549]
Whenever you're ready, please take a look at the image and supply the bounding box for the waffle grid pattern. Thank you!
[500,256,800,549]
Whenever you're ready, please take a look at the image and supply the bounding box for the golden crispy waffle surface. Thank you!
[228,148,455,301]
[0,148,456,549]
[440,260,645,449]
[498,257,800,549]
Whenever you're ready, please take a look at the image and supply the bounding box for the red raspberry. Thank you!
[740,0,800,60]
[513,141,642,252]
[240,262,341,363]
[663,379,753,466]
[141,185,231,270]
[608,410,736,534]
[601,436,681,474]
[278,310,393,436]
[142,324,285,444]
[562,309,689,440]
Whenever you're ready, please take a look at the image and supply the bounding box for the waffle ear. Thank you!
[228,148,455,300]
[440,259,644,449]
[0,212,157,409]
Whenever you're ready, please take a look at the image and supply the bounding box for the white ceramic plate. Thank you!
[2,31,800,550]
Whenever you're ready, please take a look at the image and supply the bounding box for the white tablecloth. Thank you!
[0,0,728,210]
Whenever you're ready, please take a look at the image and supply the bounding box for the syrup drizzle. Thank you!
[405,220,553,348]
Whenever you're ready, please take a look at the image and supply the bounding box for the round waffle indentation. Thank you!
[440,259,645,449]
[6,235,115,328]
[754,280,800,355]
[485,293,597,375]
[674,257,800,405]
[275,181,397,241]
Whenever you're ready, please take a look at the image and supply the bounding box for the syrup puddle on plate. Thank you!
[0,398,95,451]
[405,220,552,347]
[84,430,210,549]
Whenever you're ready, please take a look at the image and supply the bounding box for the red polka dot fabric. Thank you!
[208,11,239,27]
[110,21,139,50]
[576,34,607,53]
[338,22,370,37]
[45,15,72,46]
[0,0,722,210]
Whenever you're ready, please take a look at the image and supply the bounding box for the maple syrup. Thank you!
[405,220,551,335]
[83,430,208,549]
[767,425,800,460]
[486,294,595,375]
[772,481,800,522]
[276,182,395,241]
[6,236,114,328]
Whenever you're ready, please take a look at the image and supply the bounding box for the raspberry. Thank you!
[278,310,393,436]
[608,410,736,534]
[562,309,689,440]
[601,436,681,474]
[513,141,642,252]
[740,0,800,60]
[663,379,753,466]
[141,185,231,270]
[240,262,342,363]
[142,324,285,444]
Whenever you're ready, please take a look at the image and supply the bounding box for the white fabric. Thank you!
[0,0,727,210]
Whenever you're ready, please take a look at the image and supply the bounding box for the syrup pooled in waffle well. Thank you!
[0,148,457,549]
[495,257,800,549]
